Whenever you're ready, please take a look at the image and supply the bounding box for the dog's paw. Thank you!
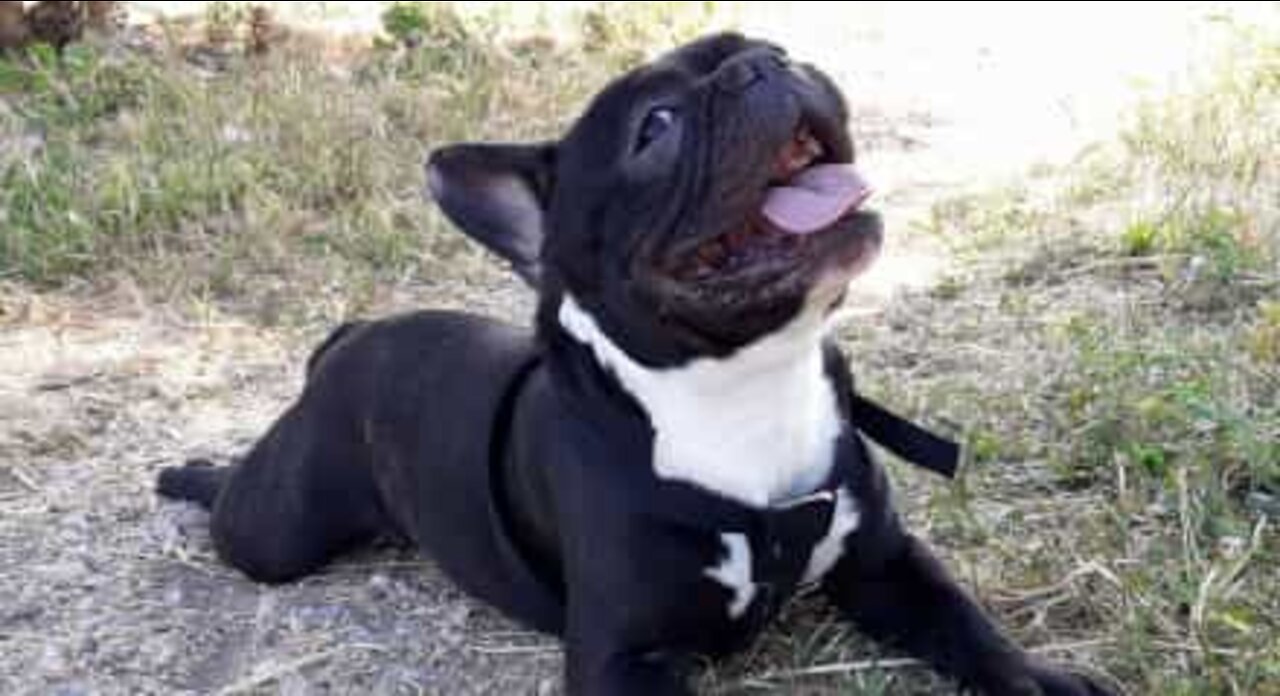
[1027,662,1122,696]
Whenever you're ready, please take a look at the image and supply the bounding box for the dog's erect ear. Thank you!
[426,142,557,287]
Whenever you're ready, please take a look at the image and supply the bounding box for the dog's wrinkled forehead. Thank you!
[555,33,780,169]
[661,32,766,74]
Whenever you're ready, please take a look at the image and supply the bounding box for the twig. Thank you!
[1225,516,1269,590]
[478,630,548,640]
[750,656,922,682]
[1151,641,1244,659]
[216,649,342,696]
[468,644,561,656]
[1060,255,1179,280]
[745,639,1112,684]
[1237,273,1280,288]
[1177,466,1202,576]
[36,372,104,392]
[3,465,41,494]
[1193,515,1269,652]
[1028,638,1115,655]
[215,644,385,696]
[994,561,1124,603]
[1190,565,1220,647]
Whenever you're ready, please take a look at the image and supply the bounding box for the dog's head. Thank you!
[427,33,881,366]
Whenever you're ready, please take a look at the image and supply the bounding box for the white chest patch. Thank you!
[557,296,845,507]
[703,533,756,619]
[802,488,861,584]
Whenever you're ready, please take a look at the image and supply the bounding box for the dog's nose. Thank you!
[716,48,786,94]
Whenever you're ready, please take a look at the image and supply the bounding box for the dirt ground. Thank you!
[1,3,1265,695]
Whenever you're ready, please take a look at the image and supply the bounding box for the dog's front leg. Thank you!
[563,610,695,696]
[822,533,1113,695]
[563,648,694,696]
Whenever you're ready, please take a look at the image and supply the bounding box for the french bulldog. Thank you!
[159,33,1115,696]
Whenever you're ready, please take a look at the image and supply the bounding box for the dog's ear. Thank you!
[426,142,557,287]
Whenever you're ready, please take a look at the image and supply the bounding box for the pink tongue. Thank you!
[761,164,872,235]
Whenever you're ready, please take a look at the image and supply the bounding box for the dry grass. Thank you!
[858,25,1279,693]
[1,2,713,327]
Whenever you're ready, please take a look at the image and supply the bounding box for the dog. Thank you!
[158,33,1116,695]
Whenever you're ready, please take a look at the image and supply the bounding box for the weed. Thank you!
[901,22,1279,689]
[1249,300,1280,364]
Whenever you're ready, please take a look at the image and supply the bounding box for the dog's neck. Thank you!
[557,295,844,507]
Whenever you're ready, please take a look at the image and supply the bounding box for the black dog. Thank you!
[158,34,1115,695]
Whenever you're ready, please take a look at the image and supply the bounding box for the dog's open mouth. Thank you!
[668,125,878,286]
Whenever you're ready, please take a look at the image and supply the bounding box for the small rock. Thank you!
[1182,255,1208,284]
[1246,492,1280,517]
[445,604,472,627]
[2,604,43,625]
[39,643,70,675]
[39,559,93,586]
[1217,535,1246,560]
[219,124,253,145]
[279,672,311,696]
[185,45,234,73]
[164,585,184,606]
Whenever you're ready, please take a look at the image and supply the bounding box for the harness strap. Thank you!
[848,394,961,479]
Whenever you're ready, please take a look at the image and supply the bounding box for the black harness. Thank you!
[470,333,963,653]
[618,390,961,643]
[848,392,961,479]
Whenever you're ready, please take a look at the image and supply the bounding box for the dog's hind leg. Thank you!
[156,458,231,509]
[213,403,390,585]
[159,395,392,585]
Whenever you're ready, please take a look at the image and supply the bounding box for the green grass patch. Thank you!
[0,1,723,320]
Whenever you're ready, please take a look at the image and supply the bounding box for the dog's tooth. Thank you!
[713,243,730,268]
[726,228,752,250]
[796,127,823,161]
[698,239,729,268]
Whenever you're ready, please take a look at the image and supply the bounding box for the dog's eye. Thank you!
[636,107,677,152]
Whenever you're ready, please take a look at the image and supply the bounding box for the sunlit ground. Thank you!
[126,1,1274,175]
[123,1,1276,298]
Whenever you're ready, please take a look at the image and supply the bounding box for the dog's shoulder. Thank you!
[307,311,537,372]
[305,320,367,377]
[299,312,543,433]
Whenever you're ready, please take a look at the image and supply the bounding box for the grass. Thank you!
[1,2,1278,694]
[889,18,1279,694]
[0,2,718,325]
